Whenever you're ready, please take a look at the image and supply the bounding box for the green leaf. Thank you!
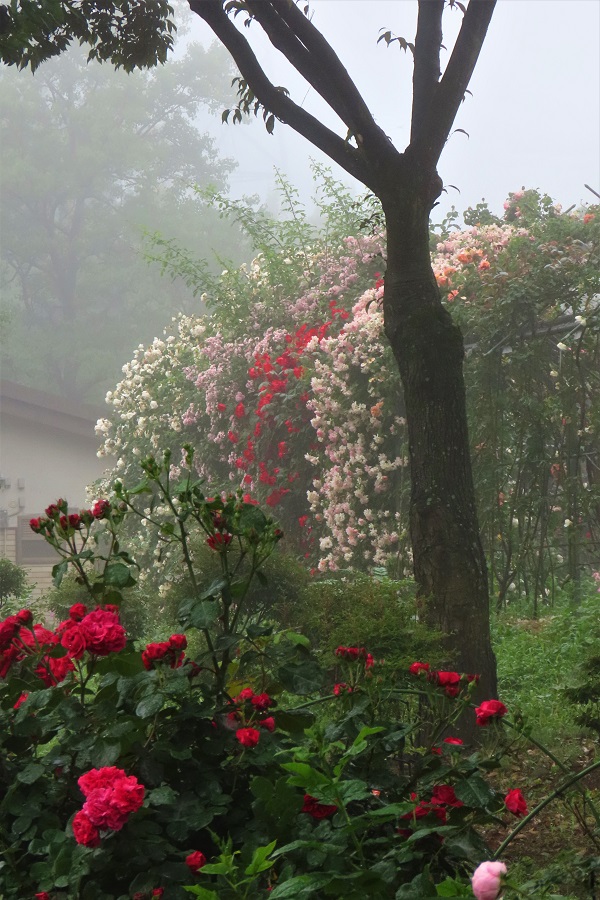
[17,763,45,784]
[435,876,473,896]
[199,577,228,601]
[238,504,268,534]
[135,693,164,718]
[454,775,495,809]
[187,601,220,630]
[52,559,68,588]
[244,839,276,876]
[280,762,329,792]
[269,874,330,898]
[273,709,315,733]
[183,888,219,899]
[103,562,135,588]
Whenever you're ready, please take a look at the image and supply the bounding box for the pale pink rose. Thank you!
[471,860,507,900]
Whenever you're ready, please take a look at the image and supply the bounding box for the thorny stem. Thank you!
[492,758,600,860]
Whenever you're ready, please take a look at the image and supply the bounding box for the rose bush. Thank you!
[4,453,593,898]
[96,184,600,611]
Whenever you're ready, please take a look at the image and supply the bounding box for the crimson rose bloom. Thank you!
[77,766,145,832]
[505,788,528,818]
[0,616,20,651]
[35,654,75,686]
[69,602,88,621]
[443,736,464,746]
[250,692,274,711]
[35,893,51,900]
[72,810,101,847]
[475,699,508,726]
[301,794,337,819]
[409,661,430,675]
[259,716,276,732]
[236,727,260,748]
[186,851,207,873]
[80,608,126,655]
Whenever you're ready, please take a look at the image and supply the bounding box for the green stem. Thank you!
[492,758,600,860]
[502,717,600,828]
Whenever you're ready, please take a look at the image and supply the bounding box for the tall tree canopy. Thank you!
[0,32,243,402]
[0,0,498,696]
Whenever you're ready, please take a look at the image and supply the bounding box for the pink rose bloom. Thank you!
[471,860,507,900]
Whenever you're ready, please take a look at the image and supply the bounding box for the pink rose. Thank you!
[471,860,507,900]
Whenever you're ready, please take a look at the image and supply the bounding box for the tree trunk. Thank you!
[381,176,497,701]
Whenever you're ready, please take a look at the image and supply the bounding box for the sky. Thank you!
[188,0,600,222]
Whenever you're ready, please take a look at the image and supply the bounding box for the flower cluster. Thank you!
[72,766,145,847]
[29,497,112,537]
[141,633,188,670]
[301,794,337,819]
[408,662,479,698]
[57,605,126,659]
[227,686,277,747]
[401,783,464,827]
[1,603,126,685]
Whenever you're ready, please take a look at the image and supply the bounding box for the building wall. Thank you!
[1,411,108,521]
[0,387,112,600]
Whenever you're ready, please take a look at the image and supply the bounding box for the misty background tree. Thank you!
[0,0,498,695]
[0,33,244,403]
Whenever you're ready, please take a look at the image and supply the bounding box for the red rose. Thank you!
[431,784,463,808]
[18,623,58,652]
[475,699,508,726]
[60,623,87,659]
[443,736,464,746]
[16,609,33,625]
[69,603,88,621]
[435,671,461,688]
[206,532,232,551]
[13,691,29,709]
[35,654,75,686]
[168,634,187,651]
[80,608,126,656]
[152,891,165,898]
[0,646,19,677]
[234,402,245,418]
[234,687,254,702]
[259,716,276,732]
[409,662,430,675]
[91,499,111,519]
[78,767,145,832]
[236,727,260,748]
[505,788,528,818]
[83,787,128,831]
[250,692,273,712]
[72,810,101,847]
[35,893,51,900]
[186,851,207,873]
[301,794,337,819]
[29,517,44,532]
[0,616,20,650]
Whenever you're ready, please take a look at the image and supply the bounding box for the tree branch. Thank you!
[414,0,496,164]
[189,0,373,188]
[259,0,389,155]
[410,0,444,143]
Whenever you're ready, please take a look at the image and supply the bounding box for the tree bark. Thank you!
[380,164,497,700]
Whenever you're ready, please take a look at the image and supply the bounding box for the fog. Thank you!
[193,0,600,217]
